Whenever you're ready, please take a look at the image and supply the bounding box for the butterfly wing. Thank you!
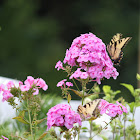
[77,99,101,121]
[107,33,131,65]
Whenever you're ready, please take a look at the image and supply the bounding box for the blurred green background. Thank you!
[0,0,139,101]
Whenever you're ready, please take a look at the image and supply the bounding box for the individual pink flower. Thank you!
[24,76,35,87]
[20,85,30,91]
[57,79,67,87]
[6,81,14,89]
[69,68,82,79]
[80,72,89,79]
[33,88,39,95]
[47,104,81,130]
[2,90,13,102]
[66,82,73,87]
[0,84,5,92]
[19,81,23,86]
[116,101,128,113]
[35,78,48,91]
[55,61,64,71]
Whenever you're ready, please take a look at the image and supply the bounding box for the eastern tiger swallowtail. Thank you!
[77,99,101,121]
[107,33,132,65]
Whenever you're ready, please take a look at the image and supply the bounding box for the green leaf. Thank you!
[13,116,29,124]
[82,127,88,130]
[19,110,27,117]
[36,118,47,124]
[113,90,121,95]
[136,73,140,81]
[69,89,83,97]
[103,85,111,94]
[128,102,135,113]
[115,135,120,140]
[121,83,135,96]
[100,135,108,140]
[38,132,48,140]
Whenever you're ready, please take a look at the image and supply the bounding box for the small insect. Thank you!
[107,33,132,65]
[77,99,101,121]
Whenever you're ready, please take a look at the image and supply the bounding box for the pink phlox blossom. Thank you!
[62,33,119,84]
[55,61,64,71]
[69,68,82,79]
[99,100,127,117]
[2,90,13,102]
[0,84,5,93]
[80,72,89,79]
[24,76,35,87]
[33,88,39,95]
[116,101,128,113]
[20,85,30,92]
[19,81,23,86]
[47,104,81,130]
[6,81,15,89]
[35,78,48,91]
[20,76,48,94]
[66,82,73,87]
[57,79,67,88]
[57,79,73,88]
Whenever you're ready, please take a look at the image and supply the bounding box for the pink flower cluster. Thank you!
[98,99,128,117]
[47,104,81,130]
[0,136,9,140]
[0,81,15,102]
[0,76,48,101]
[57,79,73,88]
[20,76,48,95]
[55,33,119,84]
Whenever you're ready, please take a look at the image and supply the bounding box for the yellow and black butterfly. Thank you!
[107,33,132,65]
[77,99,101,121]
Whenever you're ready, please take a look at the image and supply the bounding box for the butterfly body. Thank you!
[77,99,101,121]
[107,33,132,65]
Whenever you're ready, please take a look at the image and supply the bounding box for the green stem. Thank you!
[87,85,94,94]
[82,81,86,105]
[113,120,116,140]
[27,99,34,140]
[89,120,93,139]
[72,78,80,91]
[34,112,37,140]
[92,118,114,139]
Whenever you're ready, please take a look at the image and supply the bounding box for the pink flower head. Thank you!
[24,76,35,87]
[116,101,128,113]
[19,81,23,86]
[66,82,73,87]
[69,68,82,79]
[20,85,30,91]
[35,78,48,91]
[55,61,64,71]
[6,81,15,89]
[57,79,67,87]
[98,99,128,118]
[47,104,81,130]
[2,90,13,102]
[0,84,5,92]
[62,33,119,84]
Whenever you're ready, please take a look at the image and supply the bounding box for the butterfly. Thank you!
[107,33,132,65]
[77,99,101,121]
